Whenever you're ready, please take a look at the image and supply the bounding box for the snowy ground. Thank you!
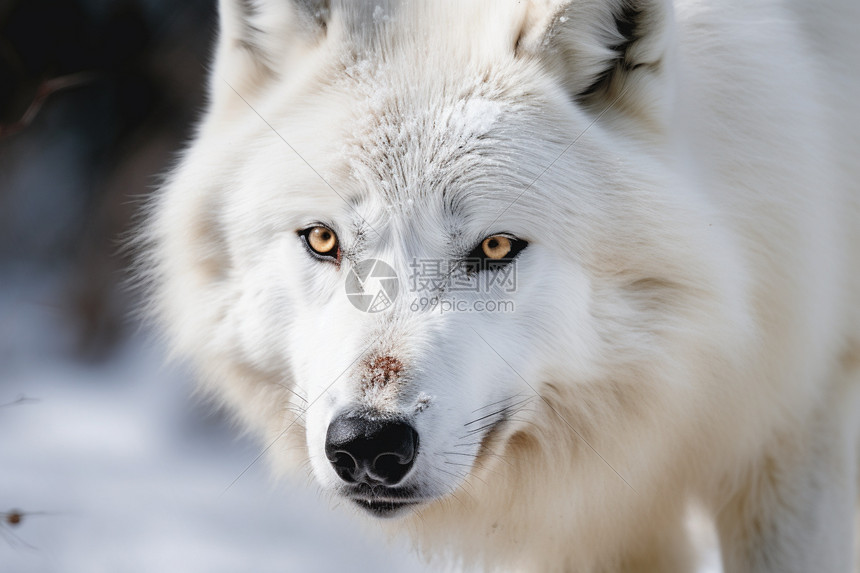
[0,274,721,572]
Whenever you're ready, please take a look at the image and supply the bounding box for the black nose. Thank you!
[325,413,418,486]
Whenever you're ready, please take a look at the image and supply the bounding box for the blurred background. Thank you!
[0,1,429,570]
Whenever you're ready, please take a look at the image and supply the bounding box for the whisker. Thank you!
[463,408,508,427]
[461,420,502,438]
[470,393,528,414]
[451,441,483,448]
[444,460,500,481]
[275,382,308,403]
[464,396,534,427]
[435,468,478,503]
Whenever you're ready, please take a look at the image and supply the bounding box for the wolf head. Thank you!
[144,0,751,565]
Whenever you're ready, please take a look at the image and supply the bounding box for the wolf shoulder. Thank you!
[672,0,860,348]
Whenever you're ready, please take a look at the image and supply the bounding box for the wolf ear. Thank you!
[213,0,330,94]
[516,0,675,129]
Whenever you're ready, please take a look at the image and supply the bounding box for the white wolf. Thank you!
[142,0,860,571]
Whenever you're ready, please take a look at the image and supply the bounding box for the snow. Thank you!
[446,98,504,141]
[372,5,389,24]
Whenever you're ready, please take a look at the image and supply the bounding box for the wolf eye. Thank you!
[482,236,512,259]
[299,225,340,261]
[465,234,527,271]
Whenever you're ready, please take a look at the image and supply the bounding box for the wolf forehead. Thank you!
[334,64,535,205]
[240,4,590,216]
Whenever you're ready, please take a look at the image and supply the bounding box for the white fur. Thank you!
[140,1,860,571]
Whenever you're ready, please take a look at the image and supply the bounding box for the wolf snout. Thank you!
[325,413,418,486]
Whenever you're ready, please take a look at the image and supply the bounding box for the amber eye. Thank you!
[464,233,527,273]
[481,236,512,260]
[300,225,339,260]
